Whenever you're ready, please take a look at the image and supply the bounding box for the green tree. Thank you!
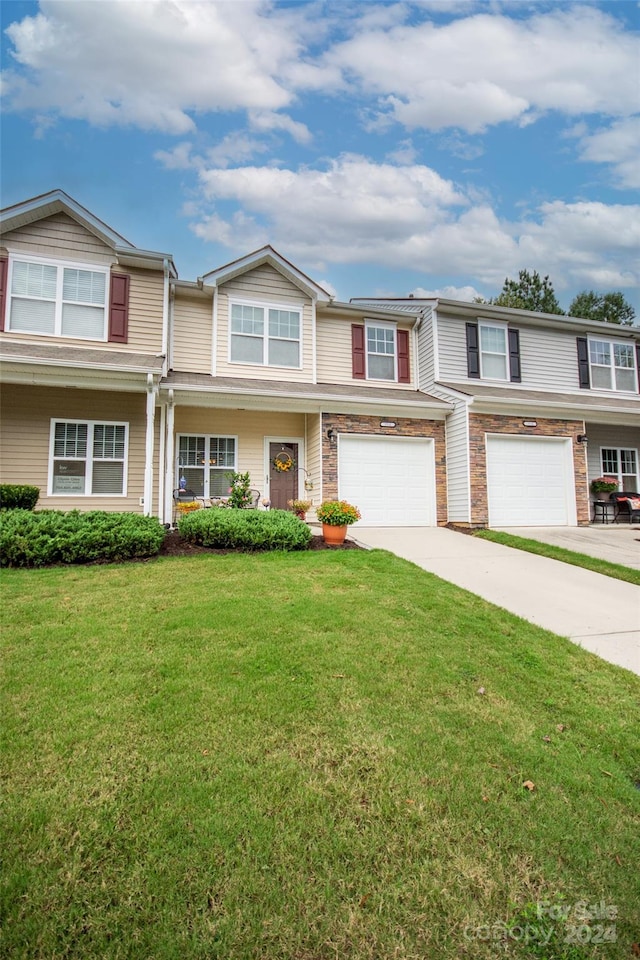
[490,270,565,315]
[568,290,635,326]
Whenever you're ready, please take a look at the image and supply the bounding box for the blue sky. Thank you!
[2,0,639,314]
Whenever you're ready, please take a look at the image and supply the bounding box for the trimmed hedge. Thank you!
[178,508,312,551]
[0,510,166,568]
[0,485,40,511]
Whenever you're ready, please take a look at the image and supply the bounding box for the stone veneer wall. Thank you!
[321,413,448,525]
[468,414,589,526]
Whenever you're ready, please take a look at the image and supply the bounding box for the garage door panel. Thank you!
[487,436,575,527]
[338,436,435,526]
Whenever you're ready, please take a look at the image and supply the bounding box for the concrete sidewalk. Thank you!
[352,526,640,676]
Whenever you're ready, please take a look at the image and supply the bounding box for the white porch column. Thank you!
[143,373,156,517]
[164,390,175,524]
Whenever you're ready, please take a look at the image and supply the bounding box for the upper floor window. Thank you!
[466,321,521,382]
[229,301,301,368]
[589,338,637,392]
[9,257,108,340]
[49,420,127,495]
[367,322,396,380]
[479,322,508,380]
[177,434,236,497]
[352,322,410,383]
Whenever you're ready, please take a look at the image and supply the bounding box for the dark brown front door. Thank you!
[269,443,298,510]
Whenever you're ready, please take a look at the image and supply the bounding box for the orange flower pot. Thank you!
[322,523,347,545]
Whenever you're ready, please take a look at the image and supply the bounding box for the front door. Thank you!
[269,442,299,510]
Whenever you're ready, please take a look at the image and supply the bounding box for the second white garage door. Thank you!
[486,435,576,526]
[337,435,435,526]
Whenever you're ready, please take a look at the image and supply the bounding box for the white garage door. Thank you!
[338,435,435,526]
[486,436,575,526]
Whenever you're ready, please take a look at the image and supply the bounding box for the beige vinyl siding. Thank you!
[173,408,307,499]
[426,384,470,523]
[437,311,585,391]
[1,214,165,354]
[172,291,213,374]
[215,265,313,382]
[1,213,115,265]
[121,266,164,354]
[305,413,323,510]
[586,424,640,488]
[316,314,415,388]
[0,384,149,513]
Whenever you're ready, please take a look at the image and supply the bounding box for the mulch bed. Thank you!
[159,529,363,557]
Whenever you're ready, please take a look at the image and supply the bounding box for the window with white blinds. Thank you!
[50,420,127,495]
[9,257,108,340]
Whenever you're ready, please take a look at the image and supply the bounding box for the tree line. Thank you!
[475,270,635,325]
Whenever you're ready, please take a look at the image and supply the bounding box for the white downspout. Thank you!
[165,390,175,524]
[143,373,156,517]
[161,259,170,373]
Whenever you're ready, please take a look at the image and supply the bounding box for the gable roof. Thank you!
[200,245,332,302]
[0,189,177,276]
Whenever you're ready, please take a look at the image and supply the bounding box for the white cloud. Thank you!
[187,157,640,293]
[324,6,640,132]
[2,1,637,144]
[2,0,303,133]
[155,142,196,171]
[411,284,485,302]
[577,118,640,189]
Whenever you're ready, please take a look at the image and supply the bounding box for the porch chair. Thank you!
[247,489,261,509]
[610,491,640,523]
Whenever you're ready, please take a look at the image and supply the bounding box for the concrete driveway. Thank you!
[494,525,640,570]
[351,526,640,676]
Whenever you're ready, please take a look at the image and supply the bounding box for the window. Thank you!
[479,322,508,380]
[589,338,637,392]
[50,420,127,495]
[230,301,301,368]
[177,435,236,497]
[601,448,639,493]
[9,257,108,340]
[366,322,396,380]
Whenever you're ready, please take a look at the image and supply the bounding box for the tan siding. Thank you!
[316,314,416,388]
[172,292,212,374]
[173,408,307,501]
[2,213,115,265]
[215,265,314,382]
[0,384,148,513]
[305,413,323,511]
[121,266,164,354]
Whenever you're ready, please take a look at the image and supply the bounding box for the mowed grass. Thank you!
[1,550,639,960]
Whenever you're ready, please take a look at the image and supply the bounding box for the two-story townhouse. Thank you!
[353,296,640,526]
[0,191,451,527]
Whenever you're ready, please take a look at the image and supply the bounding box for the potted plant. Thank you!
[287,498,312,520]
[316,500,361,545]
[590,476,619,498]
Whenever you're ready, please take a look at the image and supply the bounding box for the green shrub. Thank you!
[0,511,165,568]
[0,485,40,511]
[178,508,312,551]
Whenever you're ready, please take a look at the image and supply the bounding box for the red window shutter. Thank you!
[108,272,130,343]
[0,257,8,332]
[397,329,410,383]
[352,324,365,379]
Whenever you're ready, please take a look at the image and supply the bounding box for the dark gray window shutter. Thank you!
[508,328,521,382]
[0,257,7,332]
[108,272,130,343]
[352,324,365,379]
[466,322,480,378]
[397,329,410,383]
[576,336,590,389]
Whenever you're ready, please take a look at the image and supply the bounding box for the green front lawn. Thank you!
[1,550,638,959]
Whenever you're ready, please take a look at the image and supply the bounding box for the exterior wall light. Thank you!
[577,434,588,444]
[327,428,336,442]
